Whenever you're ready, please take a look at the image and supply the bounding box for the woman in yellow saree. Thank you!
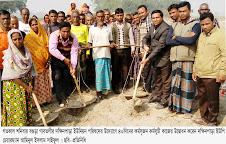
[24,17,52,107]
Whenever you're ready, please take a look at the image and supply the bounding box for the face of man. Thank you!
[133,14,140,24]
[58,13,65,23]
[96,12,105,25]
[104,11,110,22]
[66,17,71,24]
[115,13,124,23]
[86,16,93,25]
[71,12,80,25]
[60,27,71,39]
[125,15,133,24]
[138,7,148,20]
[198,5,210,15]
[49,13,58,24]
[21,9,30,23]
[0,14,10,29]
[151,13,163,27]
[10,18,19,29]
[80,15,85,24]
[200,17,215,34]
[169,8,179,21]
[178,5,191,21]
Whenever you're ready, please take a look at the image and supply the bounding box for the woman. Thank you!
[24,18,52,107]
[67,3,77,15]
[79,3,90,14]
[1,29,37,126]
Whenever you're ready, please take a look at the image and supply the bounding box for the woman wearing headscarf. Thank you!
[24,18,52,107]
[67,2,77,15]
[79,3,90,14]
[1,29,37,126]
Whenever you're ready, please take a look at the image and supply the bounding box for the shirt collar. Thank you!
[205,26,217,36]
[94,22,107,27]
[179,17,195,25]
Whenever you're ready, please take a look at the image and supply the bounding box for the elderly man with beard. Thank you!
[0,10,10,102]
[104,9,111,26]
[86,10,115,101]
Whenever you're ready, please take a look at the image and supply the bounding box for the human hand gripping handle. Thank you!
[192,72,197,82]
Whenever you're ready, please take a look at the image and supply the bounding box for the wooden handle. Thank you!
[32,93,48,127]
[72,75,85,105]
[79,44,140,50]
[132,51,147,100]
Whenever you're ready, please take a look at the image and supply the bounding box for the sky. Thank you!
[13,0,225,17]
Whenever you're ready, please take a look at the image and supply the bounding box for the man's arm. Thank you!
[174,23,201,45]
[49,33,66,61]
[219,32,226,78]
[147,27,169,60]
[166,26,182,46]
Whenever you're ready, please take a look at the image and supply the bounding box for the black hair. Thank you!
[80,13,85,17]
[29,18,37,26]
[132,12,138,16]
[115,8,124,14]
[137,5,147,11]
[103,9,110,12]
[178,1,191,10]
[58,11,65,16]
[59,21,71,30]
[20,8,29,13]
[49,9,58,15]
[151,10,163,17]
[168,4,179,12]
[32,15,38,19]
[96,10,104,15]
[0,10,10,16]
[200,12,214,21]
[66,15,71,18]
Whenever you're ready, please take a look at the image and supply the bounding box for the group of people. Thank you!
[0,1,225,127]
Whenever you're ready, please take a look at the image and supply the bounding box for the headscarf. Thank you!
[67,2,77,15]
[1,29,37,81]
[24,18,50,74]
[79,3,90,14]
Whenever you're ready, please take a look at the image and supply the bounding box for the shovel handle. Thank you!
[132,51,147,100]
[32,93,48,127]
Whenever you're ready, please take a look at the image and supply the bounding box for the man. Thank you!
[44,10,60,36]
[49,22,78,107]
[10,16,19,29]
[192,13,225,126]
[125,14,133,24]
[166,1,201,115]
[58,11,65,23]
[168,4,180,22]
[129,12,141,81]
[104,9,111,25]
[71,11,89,90]
[65,15,72,24]
[198,3,220,28]
[111,8,131,94]
[85,14,94,29]
[19,8,30,34]
[80,13,86,24]
[141,10,171,109]
[137,5,153,93]
[87,10,115,100]
[0,10,10,102]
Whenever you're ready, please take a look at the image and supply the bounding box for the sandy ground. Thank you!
[31,83,226,127]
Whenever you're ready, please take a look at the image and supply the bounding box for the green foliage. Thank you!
[94,0,180,13]
[0,0,27,13]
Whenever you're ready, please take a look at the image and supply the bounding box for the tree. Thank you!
[0,0,27,13]
[93,0,180,13]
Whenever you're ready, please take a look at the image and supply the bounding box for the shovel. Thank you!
[132,51,147,107]
[32,93,48,126]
